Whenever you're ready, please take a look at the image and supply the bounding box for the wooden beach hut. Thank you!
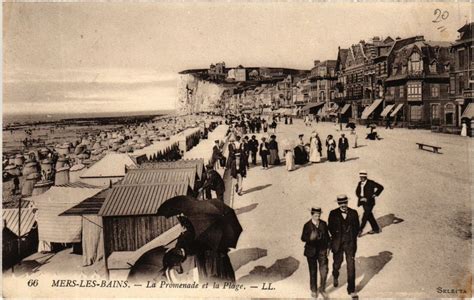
[27,185,104,253]
[60,188,111,266]
[80,153,137,187]
[98,182,191,260]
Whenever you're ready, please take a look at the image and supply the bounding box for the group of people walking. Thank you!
[287,132,350,171]
[301,171,384,299]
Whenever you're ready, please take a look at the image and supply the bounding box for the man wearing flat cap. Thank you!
[356,170,384,236]
[328,195,360,297]
[301,207,330,298]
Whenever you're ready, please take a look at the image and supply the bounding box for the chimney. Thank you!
[55,166,70,185]
[373,36,380,42]
[31,180,53,196]
[22,172,40,197]
[314,60,320,67]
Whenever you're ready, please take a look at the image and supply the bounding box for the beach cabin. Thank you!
[60,188,111,266]
[27,184,104,253]
[80,153,137,187]
[138,159,205,181]
[124,164,200,194]
[2,207,38,270]
[99,182,191,261]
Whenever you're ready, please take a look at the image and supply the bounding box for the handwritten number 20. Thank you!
[433,9,449,23]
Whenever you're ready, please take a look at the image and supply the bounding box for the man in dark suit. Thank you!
[338,133,349,162]
[301,207,330,298]
[199,164,225,201]
[242,136,250,168]
[356,170,384,236]
[211,140,223,170]
[248,135,259,166]
[328,195,360,297]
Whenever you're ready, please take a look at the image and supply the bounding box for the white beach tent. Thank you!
[80,153,137,187]
[27,185,104,252]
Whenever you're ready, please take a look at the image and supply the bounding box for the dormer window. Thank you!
[429,61,437,73]
[409,52,423,73]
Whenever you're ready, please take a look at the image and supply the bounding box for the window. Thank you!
[320,91,325,101]
[390,86,396,96]
[458,74,464,94]
[407,81,422,101]
[458,49,465,69]
[450,76,456,94]
[330,91,335,100]
[409,52,422,73]
[431,104,440,121]
[401,65,407,74]
[429,63,437,73]
[445,103,455,125]
[410,105,423,121]
[399,86,404,98]
[431,84,439,97]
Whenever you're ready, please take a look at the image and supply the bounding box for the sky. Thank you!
[3,2,472,115]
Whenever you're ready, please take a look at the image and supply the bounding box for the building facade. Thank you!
[385,38,453,129]
[450,22,474,133]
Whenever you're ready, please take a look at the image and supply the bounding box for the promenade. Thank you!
[228,119,472,298]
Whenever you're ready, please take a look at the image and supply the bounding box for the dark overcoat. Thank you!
[301,220,330,257]
[328,208,359,253]
[355,179,384,207]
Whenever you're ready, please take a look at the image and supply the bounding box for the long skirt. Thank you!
[327,149,337,161]
[309,146,321,163]
[285,151,295,171]
[269,149,280,165]
[196,250,236,283]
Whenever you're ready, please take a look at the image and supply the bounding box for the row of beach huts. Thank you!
[2,120,223,272]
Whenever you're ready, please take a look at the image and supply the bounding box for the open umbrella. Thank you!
[157,196,242,251]
[157,195,221,218]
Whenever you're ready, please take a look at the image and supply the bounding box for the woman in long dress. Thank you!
[285,149,295,171]
[326,135,338,162]
[461,122,468,137]
[268,135,280,165]
[309,132,322,163]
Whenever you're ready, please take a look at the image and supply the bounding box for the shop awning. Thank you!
[461,103,474,119]
[389,104,404,117]
[340,104,351,115]
[361,99,383,120]
[380,104,395,117]
[302,102,324,111]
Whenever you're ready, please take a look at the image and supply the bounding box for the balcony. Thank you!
[463,89,474,99]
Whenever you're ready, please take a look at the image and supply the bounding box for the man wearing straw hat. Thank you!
[301,207,330,298]
[328,194,360,297]
[356,170,384,236]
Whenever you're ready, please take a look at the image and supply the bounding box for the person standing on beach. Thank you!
[301,207,330,298]
[338,133,349,162]
[211,140,223,170]
[248,135,259,166]
[326,135,338,162]
[199,164,225,201]
[328,195,360,298]
[356,170,384,236]
[259,137,270,169]
[231,153,246,196]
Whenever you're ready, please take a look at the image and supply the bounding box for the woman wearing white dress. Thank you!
[461,122,467,137]
[309,132,322,163]
[285,149,295,171]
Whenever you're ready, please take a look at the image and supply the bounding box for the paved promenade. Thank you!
[227,119,472,298]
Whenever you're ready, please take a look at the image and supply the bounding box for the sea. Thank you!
[2,110,176,126]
